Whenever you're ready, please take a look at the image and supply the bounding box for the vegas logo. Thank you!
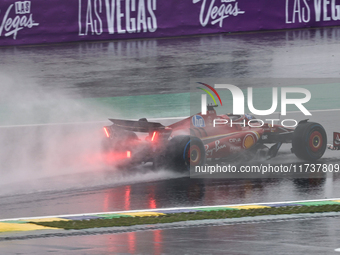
[0,1,39,39]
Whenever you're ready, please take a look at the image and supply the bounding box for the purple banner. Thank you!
[1,0,340,46]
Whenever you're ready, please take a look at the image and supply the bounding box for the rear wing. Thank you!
[108,118,166,133]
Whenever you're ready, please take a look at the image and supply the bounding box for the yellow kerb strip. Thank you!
[27,217,71,223]
[227,205,271,210]
[117,212,166,217]
[0,222,59,232]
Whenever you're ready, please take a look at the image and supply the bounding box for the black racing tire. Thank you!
[166,136,206,172]
[292,121,327,161]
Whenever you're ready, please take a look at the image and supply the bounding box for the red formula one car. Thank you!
[102,105,327,171]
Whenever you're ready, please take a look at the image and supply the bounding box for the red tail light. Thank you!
[127,151,131,158]
[104,127,110,138]
[151,131,157,142]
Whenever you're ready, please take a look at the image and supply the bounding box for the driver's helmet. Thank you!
[244,114,256,121]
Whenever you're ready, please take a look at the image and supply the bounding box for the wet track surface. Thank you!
[1,27,340,253]
[1,28,340,215]
[0,173,338,219]
[1,27,340,98]
[0,110,340,219]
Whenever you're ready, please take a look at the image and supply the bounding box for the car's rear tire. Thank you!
[166,136,206,172]
[292,121,327,161]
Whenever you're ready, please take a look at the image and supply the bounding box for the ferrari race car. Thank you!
[102,105,327,171]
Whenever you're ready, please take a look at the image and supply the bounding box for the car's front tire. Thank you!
[292,121,327,161]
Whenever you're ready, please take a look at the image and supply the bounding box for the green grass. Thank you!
[31,205,340,230]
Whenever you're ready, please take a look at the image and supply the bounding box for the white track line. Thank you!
[1,198,339,222]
